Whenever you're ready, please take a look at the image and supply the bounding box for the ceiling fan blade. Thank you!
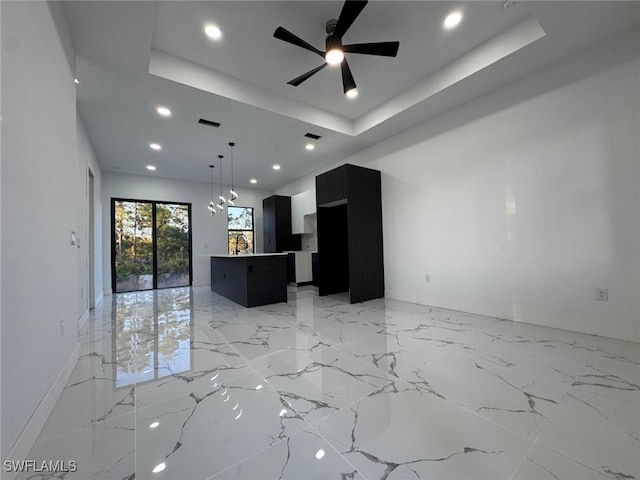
[343,41,399,57]
[334,0,368,38]
[287,63,328,86]
[274,27,325,57]
[341,58,357,94]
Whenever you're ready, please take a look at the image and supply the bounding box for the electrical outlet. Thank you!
[595,288,608,301]
[425,274,431,283]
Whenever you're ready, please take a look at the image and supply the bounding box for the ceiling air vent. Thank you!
[304,133,322,140]
[198,118,221,128]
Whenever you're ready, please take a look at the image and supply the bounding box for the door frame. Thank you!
[88,168,95,308]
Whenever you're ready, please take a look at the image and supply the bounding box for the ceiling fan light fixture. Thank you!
[325,48,344,65]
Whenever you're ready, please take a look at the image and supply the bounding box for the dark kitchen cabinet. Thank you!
[311,252,319,287]
[316,164,384,303]
[263,195,300,253]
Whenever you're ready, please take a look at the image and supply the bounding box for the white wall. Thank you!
[277,30,640,342]
[77,116,104,309]
[102,172,271,294]
[1,1,83,458]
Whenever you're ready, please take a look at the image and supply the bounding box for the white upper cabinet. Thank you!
[291,189,316,234]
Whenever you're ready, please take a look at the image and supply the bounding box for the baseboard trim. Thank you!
[2,343,80,479]
[77,308,90,332]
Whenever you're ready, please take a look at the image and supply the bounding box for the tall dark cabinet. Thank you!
[263,195,300,253]
[316,164,384,303]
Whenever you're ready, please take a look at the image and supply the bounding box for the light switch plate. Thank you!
[596,288,608,301]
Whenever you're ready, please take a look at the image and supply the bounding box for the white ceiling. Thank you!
[63,1,640,191]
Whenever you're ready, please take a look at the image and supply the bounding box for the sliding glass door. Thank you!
[156,203,190,288]
[112,199,192,293]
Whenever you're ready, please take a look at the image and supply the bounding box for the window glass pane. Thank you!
[228,206,254,255]
[228,231,254,255]
[156,203,190,288]
[114,201,153,292]
[228,207,253,230]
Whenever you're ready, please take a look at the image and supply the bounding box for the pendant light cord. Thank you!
[209,165,214,202]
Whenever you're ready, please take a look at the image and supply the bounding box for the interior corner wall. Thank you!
[101,172,272,294]
[77,115,104,308]
[1,1,81,459]
[277,30,640,343]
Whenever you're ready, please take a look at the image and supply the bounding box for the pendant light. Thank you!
[217,155,225,210]
[208,165,216,215]
[229,142,238,206]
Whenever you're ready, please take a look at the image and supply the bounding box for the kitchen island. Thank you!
[209,254,288,307]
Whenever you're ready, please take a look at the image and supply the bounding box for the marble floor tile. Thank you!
[412,327,587,383]
[572,339,640,407]
[19,286,640,480]
[512,445,612,480]
[215,319,329,370]
[314,380,532,480]
[257,346,395,424]
[135,373,308,480]
[533,387,640,479]
[135,327,253,408]
[416,351,569,440]
[37,351,136,442]
[345,336,569,440]
[18,413,135,480]
[212,428,365,480]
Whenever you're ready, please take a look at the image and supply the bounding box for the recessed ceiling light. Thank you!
[205,24,222,40]
[272,164,281,171]
[250,178,257,184]
[149,421,160,429]
[149,143,162,151]
[444,11,463,29]
[146,165,157,171]
[305,143,315,151]
[74,78,80,84]
[346,88,358,98]
[156,106,171,117]
[315,449,326,460]
[152,463,166,474]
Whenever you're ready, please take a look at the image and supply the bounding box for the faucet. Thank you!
[235,233,247,255]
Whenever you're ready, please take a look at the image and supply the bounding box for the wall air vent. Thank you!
[304,133,322,140]
[198,118,221,128]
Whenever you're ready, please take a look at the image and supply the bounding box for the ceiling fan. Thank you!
[273,0,399,96]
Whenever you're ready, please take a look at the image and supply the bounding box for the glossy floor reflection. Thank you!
[22,286,639,479]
